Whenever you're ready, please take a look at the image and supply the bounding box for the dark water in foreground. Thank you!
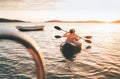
[0,23,120,79]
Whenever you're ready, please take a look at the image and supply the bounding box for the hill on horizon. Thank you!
[45,20,105,23]
[0,18,28,22]
[111,20,120,23]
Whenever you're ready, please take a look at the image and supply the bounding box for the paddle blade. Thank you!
[55,35,62,38]
[84,36,92,39]
[54,26,62,30]
[84,40,92,43]
[85,45,92,49]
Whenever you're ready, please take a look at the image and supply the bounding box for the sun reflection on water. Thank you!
[92,23,117,34]
[101,23,117,33]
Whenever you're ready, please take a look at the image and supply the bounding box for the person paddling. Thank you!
[60,28,82,61]
[63,29,80,42]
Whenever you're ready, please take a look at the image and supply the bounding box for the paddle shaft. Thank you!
[61,30,68,32]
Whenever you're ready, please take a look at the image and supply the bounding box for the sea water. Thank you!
[0,22,120,79]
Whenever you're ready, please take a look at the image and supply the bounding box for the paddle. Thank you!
[54,26,68,32]
[54,26,92,39]
[55,35,92,43]
[54,26,92,43]
[55,35,62,38]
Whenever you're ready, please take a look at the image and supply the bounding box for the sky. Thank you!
[0,0,120,22]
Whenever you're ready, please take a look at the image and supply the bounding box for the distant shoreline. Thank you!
[0,18,30,23]
[45,20,120,23]
[0,18,120,23]
[45,20,105,23]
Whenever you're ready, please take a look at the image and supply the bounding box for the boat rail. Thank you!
[0,28,46,79]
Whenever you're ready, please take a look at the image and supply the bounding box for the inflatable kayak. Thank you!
[60,41,82,61]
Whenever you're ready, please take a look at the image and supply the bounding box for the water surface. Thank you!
[0,22,120,79]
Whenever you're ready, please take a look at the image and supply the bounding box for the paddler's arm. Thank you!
[74,34,81,41]
[63,32,69,37]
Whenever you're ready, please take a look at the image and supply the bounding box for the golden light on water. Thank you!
[92,23,117,34]
[101,24,116,33]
